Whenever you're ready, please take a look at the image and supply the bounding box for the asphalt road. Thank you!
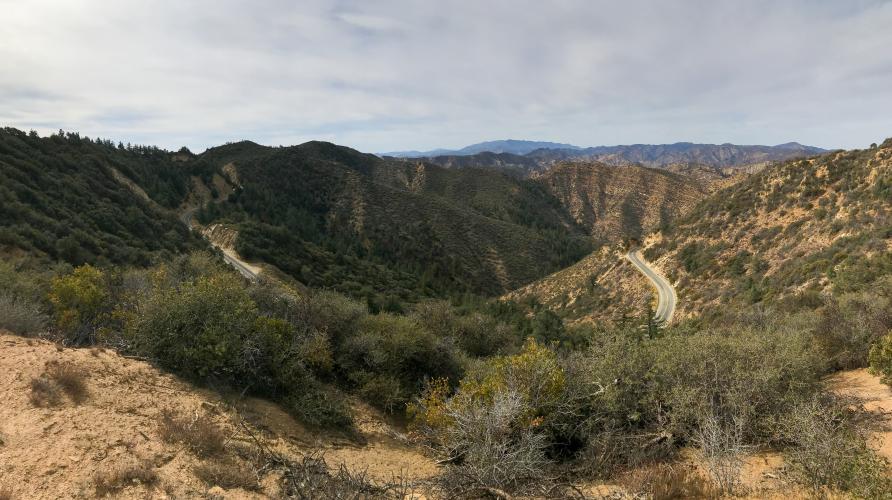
[180,208,259,281]
[626,249,677,324]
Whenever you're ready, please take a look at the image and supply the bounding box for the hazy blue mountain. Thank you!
[381,139,581,158]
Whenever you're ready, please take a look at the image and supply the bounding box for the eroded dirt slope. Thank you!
[0,332,436,499]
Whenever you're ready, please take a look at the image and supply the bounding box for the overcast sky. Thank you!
[1,0,891,152]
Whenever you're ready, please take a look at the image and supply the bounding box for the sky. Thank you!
[1,0,891,153]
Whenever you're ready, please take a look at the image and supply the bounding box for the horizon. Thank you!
[7,126,840,156]
[2,1,891,152]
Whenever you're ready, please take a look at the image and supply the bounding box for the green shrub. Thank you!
[409,340,562,490]
[336,313,465,412]
[48,264,110,344]
[868,331,892,385]
[815,290,892,370]
[128,272,259,380]
[653,327,824,442]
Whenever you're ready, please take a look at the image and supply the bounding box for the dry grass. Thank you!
[45,361,88,403]
[0,292,47,336]
[28,361,88,407]
[619,463,717,500]
[29,376,62,407]
[193,458,258,490]
[93,461,158,497]
[157,408,226,457]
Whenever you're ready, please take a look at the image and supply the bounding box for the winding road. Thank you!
[626,250,677,324]
[180,208,260,281]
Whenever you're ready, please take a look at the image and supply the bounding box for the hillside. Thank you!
[0,332,437,499]
[0,128,203,266]
[513,138,892,325]
[538,162,708,242]
[0,129,597,309]
[644,138,892,319]
[191,141,595,307]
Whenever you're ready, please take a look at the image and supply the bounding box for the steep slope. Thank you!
[537,162,708,242]
[644,138,892,318]
[527,142,827,169]
[513,138,892,324]
[0,128,202,266]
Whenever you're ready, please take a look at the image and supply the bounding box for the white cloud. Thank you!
[0,0,890,151]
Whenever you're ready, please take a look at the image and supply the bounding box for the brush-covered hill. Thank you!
[0,128,203,267]
[190,141,595,307]
[646,138,892,319]
[0,129,595,308]
[510,138,891,324]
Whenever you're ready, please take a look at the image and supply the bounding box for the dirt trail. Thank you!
[0,332,437,499]
[827,368,892,461]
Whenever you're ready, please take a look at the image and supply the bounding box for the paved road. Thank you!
[218,250,259,281]
[180,208,259,281]
[626,250,677,324]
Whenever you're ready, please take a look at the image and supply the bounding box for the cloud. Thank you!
[0,0,890,151]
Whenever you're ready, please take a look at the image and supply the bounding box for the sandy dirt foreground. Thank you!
[0,332,437,499]
[4,329,892,499]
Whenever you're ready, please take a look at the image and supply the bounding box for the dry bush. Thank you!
[0,292,47,336]
[29,362,89,406]
[437,389,550,491]
[45,361,88,404]
[619,463,716,500]
[278,453,413,499]
[93,461,158,497]
[29,376,62,407]
[694,412,747,496]
[193,458,258,490]
[157,409,226,457]
[781,395,892,498]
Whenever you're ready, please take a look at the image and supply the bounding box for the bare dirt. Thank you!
[827,368,892,462]
[0,332,437,499]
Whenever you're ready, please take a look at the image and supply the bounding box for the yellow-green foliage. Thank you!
[412,339,564,436]
[408,377,454,438]
[869,331,892,385]
[48,265,108,341]
[460,338,564,421]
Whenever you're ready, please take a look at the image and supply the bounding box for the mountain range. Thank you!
[382,139,828,171]
[381,139,581,157]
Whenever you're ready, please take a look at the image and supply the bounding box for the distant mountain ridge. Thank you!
[531,141,829,168]
[383,140,829,171]
[381,139,581,158]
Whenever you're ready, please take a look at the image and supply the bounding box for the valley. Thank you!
[4,2,892,497]
[2,129,892,499]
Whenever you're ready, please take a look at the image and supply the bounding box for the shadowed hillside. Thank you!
[537,162,708,242]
